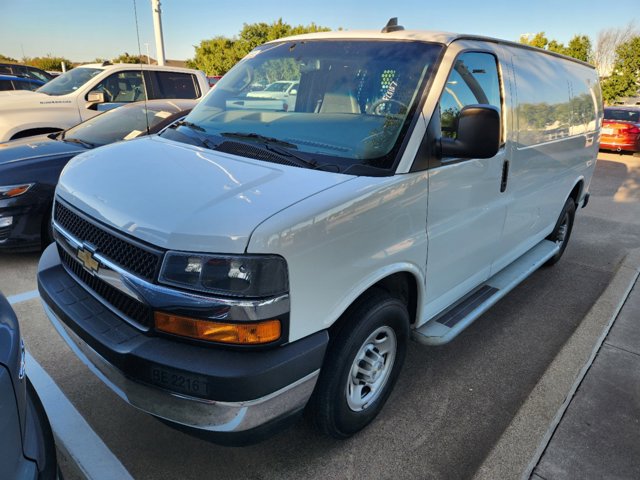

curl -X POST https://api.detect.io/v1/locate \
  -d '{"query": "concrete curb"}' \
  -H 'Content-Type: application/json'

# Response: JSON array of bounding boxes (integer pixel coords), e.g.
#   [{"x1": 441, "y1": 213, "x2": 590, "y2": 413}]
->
[{"x1": 472, "y1": 248, "x2": 640, "y2": 480}]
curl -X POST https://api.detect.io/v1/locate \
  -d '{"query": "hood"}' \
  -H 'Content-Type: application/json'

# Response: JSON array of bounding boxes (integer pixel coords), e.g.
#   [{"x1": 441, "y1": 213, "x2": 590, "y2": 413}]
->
[
  {"x1": 0, "y1": 90, "x2": 62, "y2": 109},
  {"x1": 0, "y1": 135, "x2": 86, "y2": 166},
  {"x1": 56, "y1": 136, "x2": 354, "y2": 253}
]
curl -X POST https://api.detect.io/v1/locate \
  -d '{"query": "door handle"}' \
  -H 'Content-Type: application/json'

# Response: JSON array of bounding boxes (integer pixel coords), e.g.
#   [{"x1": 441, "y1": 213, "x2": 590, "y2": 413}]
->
[{"x1": 500, "y1": 159, "x2": 510, "y2": 193}]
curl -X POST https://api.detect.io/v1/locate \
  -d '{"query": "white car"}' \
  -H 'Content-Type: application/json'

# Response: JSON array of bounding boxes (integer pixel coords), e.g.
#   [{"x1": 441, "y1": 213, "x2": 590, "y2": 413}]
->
[
  {"x1": 38, "y1": 20, "x2": 601, "y2": 444},
  {"x1": 0, "y1": 62, "x2": 209, "y2": 142},
  {"x1": 246, "y1": 80, "x2": 298, "y2": 109}
]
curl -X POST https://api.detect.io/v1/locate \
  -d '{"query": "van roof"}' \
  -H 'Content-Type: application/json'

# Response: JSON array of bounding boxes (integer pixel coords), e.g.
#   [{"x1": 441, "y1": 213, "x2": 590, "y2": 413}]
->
[{"x1": 267, "y1": 30, "x2": 595, "y2": 69}]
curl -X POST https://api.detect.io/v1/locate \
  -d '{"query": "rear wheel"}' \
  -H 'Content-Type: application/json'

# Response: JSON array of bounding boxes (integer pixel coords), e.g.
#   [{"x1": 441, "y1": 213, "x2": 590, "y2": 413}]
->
[
  {"x1": 308, "y1": 289, "x2": 409, "y2": 438},
  {"x1": 545, "y1": 196, "x2": 576, "y2": 266}
]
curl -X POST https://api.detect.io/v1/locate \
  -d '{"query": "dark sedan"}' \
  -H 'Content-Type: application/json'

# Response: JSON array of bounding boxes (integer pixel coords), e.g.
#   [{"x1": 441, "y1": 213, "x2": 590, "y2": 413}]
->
[
  {"x1": 0, "y1": 99, "x2": 197, "y2": 251},
  {"x1": 0, "y1": 292, "x2": 57, "y2": 479}
]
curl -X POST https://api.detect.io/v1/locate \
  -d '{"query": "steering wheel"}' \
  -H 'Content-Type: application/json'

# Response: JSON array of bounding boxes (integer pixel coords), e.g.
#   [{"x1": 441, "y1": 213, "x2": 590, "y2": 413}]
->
[{"x1": 368, "y1": 99, "x2": 408, "y2": 115}]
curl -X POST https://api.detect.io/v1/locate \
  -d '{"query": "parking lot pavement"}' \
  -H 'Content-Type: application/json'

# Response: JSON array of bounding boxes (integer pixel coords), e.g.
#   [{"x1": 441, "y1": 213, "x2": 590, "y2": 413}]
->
[{"x1": 1, "y1": 151, "x2": 639, "y2": 480}]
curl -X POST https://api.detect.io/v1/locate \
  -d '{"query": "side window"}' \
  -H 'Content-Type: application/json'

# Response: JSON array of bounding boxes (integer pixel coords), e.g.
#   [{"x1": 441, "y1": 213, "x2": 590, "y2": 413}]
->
[
  {"x1": 13, "y1": 80, "x2": 35, "y2": 91},
  {"x1": 151, "y1": 72, "x2": 198, "y2": 99},
  {"x1": 90, "y1": 71, "x2": 146, "y2": 103},
  {"x1": 440, "y1": 52, "x2": 502, "y2": 139},
  {"x1": 0, "y1": 65, "x2": 12, "y2": 75}
]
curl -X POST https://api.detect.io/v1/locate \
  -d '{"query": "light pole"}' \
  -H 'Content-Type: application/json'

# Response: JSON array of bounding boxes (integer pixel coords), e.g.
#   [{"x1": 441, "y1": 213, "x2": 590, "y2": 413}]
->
[
  {"x1": 151, "y1": 0, "x2": 166, "y2": 66},
  {"x1": 144, "y1": 43, "x2": 151, "y2": 64}
]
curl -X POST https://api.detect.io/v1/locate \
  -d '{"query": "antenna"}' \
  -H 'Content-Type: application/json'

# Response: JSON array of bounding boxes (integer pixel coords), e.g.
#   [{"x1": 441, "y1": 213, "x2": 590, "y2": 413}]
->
[
  {"x1": 132, "y1": 0, "x2": 151, "y2": 135},
  {"x1": 381, "y1": 18, "x2": 405, "y2": 33}
]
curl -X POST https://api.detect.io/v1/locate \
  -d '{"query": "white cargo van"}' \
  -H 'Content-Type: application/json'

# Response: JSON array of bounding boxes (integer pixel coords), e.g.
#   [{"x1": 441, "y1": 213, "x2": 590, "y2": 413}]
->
[
  {"x1": 37, "y1": 21, "x2": 601, "y2": 444},
  {"x1": 0, "y1": 62, "x2": 209, "y2": 141}
]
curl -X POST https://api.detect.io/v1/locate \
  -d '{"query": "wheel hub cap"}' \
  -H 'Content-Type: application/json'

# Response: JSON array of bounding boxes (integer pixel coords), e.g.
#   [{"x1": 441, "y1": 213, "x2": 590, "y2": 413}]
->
[{"x1": 346, "y1": 326, "x2": 397, "y2": 412}]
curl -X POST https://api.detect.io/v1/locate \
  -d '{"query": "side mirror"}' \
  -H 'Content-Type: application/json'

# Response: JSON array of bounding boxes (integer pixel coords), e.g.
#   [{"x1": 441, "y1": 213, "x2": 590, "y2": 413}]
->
[
  {"x1": 87, "y1": 91, "x2": 105, "y2": 104},
  {"x1": 289, "y1": 89, "x2": 297, "y2": 96},
  {"x1": 441, "y1": 105, "x2": 500, "y2": 159}
]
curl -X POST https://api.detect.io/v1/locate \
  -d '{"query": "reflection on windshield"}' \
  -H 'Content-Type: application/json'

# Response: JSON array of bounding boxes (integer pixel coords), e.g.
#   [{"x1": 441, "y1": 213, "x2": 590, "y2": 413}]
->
[
  {"x1": 37, "y1": 67, "x2": 102, "y2": 96},
  {"x1": 65, "y1": 103, "x2": 181, "y2": 146},
  {"x1": 182, "y1": 40, "x2": 442, "y2": 171}
]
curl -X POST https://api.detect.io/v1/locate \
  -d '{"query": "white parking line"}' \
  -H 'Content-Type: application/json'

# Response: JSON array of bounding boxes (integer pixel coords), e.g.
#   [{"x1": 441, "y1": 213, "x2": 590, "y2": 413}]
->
[
  {"x1": 7, "y1": 289, "x2": 40, "y2": 305},
  {"x1": 7, "y1": 291, "x2": 133, "y2": 480},
  {"x1": 26, "y1": 352, "x2": 134, "y2": 480}
]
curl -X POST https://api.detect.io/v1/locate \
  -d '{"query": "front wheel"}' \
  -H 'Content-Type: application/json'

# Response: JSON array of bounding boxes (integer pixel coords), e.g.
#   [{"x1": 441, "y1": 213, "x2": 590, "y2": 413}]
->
[
  {"x1": 308, "y1": 289, "x2": 409, "y2": 438},
  {"x1": 545, "y1": 196, "x2": 576, "y2": 266}
]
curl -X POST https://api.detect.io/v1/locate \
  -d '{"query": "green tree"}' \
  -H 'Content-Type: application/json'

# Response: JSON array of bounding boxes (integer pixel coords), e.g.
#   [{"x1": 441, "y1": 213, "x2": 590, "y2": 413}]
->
[
  {"x1": 113, "y1": 52, "x2": 143, "y2": 64},
  {"x1": 519, "y1": 32, "x2": 592, "y2": 63},
  {"x1": 601, "y1": 36, "x2": 640, "y2": 104},
  {"x1": 519, "y1": 32, "x2": 549, "y2": 49},
  {"x1": 0, "y1": 54, "x2": 18, "y2": 63},
  {"x1": 25, "y1": 55, "x2": 73, "y2": 71},
  {"x1": 564, "y1": 35, "x2": 591, "y2": 62},
  {"x1": 547, "y1": 39, "x2": 566, "y2": 54},
  {"x1": 187, "y1": 19, "x2": 331, "y2": 76}
]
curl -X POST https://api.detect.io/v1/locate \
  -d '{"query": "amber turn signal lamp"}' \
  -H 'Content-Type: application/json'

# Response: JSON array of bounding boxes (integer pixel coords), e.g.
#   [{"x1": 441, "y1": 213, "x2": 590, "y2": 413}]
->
[{"x1": 154, "y1": 312, "x2": 281, "y2": 345}]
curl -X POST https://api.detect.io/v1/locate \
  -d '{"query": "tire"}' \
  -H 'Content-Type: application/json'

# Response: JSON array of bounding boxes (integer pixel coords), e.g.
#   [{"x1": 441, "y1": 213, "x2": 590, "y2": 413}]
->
[
  {"x1": 308, "y1": 289, "x2": 409, "y2": 438},
  {"x1": 544, "y1": 196, "x2": 576, "y2": 266}
]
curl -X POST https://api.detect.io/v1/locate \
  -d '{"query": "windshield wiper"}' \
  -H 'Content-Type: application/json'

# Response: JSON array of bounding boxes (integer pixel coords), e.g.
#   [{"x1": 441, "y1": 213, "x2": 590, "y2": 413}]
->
[
  {"x1": 57, "y1": 131, "x2": 97, "y2": 148},
  {"x1": 221, "y1": 132, "x2": 298, "y2": 149},
  {"x1": 220, "y1": 132, "x2": 319, "y2": 169},
  {"x1": 169, "y1": 121, "x2": 219, "y2": 150}
]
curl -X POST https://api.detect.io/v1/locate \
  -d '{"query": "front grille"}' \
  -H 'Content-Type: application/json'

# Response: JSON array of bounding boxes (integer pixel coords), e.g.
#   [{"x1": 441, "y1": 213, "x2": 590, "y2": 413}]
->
[
  {"x1": 54, "y1": 201, "x2": 162, "y2": 282},
  {"x1": 58, "y1": 247, "x2": 154, "y2": 328},
  {"x1": 0, "y1": 226, "x2": 9, "y2": 241}
]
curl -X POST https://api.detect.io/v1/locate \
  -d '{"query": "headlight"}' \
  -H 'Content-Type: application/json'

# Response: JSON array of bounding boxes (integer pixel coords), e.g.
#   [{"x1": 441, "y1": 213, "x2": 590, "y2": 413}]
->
[
  {"x1": 0, "y1": 183, "x2": 35, "y2": 199},
  {"x1": 159, "y1": 252, "x2": 288, "y2": 297}
]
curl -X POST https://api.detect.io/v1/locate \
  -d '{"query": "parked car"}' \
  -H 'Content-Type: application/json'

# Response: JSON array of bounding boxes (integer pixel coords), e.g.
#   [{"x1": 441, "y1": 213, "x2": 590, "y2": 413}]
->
[
  {"x1": 207, "y1": 75, "x2": 222, "y2": 88},
  {"x1": 0, "y1": 292, "x2": 57, "y2": 479},
  {"x1": 600, "y1": 106, "x2": 640, "y2": 154},
  {"x1": 0, "y1": 99, "x2": 197, "y2": 251},
  {"x1": 0, "y1": 63, "x2": 54, "y2": 83},
  {"x1": 0, "y1": 74, "x2": 45, "y2": 92},
  {"x1": 0, "y1": 62, "x2": 209, "y2": 142},
  {"x1": 246, "y1": 80, "x2": 298, "y2": 109},
  {"x1": 37, "y1": 20, "x2": 601, "y2": 445}
]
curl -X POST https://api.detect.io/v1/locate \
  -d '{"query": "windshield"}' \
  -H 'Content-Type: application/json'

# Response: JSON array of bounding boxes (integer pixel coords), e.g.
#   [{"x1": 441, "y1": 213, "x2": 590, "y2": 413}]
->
[
  {"x1": 604, "y1": 108, "x2": 640, "y2": 123},
  {"x1": 37, "y1": 67, "x2": 102, "y2": 96},
  {"x1": 178, "y1": 40, "x2": 442, "y2": 172},
  {"x1": 65, "y1": 102, "x2": 184, "y2": 146}
]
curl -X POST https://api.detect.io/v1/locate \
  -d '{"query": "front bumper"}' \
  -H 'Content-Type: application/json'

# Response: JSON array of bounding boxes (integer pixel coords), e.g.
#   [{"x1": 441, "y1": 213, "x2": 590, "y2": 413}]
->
[
  {"x1": 37, "y1": 243, "x2": 328, "y2": 440},
  {"x1": 0, "y1": 203, "x2": 46, "y2": 250}
]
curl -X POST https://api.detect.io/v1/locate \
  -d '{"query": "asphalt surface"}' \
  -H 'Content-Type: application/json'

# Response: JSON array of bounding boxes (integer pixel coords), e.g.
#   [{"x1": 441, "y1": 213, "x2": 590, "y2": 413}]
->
[{"x1": 1, "y1": 151, "x2": 639, "y2": 480}]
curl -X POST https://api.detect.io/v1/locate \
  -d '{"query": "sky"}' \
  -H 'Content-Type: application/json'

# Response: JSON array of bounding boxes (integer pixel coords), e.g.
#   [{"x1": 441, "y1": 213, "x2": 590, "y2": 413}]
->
[{"x1": 0, "y1": 0, "x2": 638, "y2": 63}]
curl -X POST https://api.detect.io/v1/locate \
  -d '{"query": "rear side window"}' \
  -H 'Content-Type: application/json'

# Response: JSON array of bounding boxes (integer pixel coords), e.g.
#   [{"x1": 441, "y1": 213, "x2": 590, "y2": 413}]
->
[
  {"x1": 439, "y1": 52, "x2": 502, "y2": 140},
  {"x1": 604, "y1": 109, "x2": 640, "y2": 122},
  {"x1": 149, "y1": 72, "x2": 199, "y2": 99}
]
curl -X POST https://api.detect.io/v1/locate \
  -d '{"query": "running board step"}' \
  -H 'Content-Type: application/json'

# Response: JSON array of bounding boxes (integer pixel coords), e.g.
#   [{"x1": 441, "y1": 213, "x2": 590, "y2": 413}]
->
[{"x1": 412, "y1": 239, "x2": 560, "y2": 346}]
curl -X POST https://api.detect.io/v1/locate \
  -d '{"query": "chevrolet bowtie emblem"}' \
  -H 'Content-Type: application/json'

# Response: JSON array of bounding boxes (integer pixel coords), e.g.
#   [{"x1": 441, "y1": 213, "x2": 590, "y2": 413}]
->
[{"x1": 77, "y1": 247, "x2": 99, "y2": 274}]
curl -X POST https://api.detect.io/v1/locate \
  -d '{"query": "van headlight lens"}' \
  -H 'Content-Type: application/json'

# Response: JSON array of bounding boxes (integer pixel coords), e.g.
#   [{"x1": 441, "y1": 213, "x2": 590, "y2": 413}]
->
[{"x1": 159, "y1": 252, "x2": 288, "y2": 297}]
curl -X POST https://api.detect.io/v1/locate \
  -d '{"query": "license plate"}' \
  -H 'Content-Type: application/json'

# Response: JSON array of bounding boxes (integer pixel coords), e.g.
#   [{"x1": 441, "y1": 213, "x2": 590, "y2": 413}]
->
[
  {"x1": 602, "y1": 127, "x2": 614, "y2": 135},
  {"x1": 150, "y1": 365, "x2": 211, "y2": 397}
]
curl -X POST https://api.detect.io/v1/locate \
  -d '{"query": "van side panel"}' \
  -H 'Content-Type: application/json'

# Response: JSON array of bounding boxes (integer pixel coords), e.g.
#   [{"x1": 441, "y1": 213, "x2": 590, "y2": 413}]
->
[
  {"x1": 248, "y1": 173, "x2": 429, "y2": 342},
  {"x1": 491, "y1": 48, "x2": 600, "y2": 274}
]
